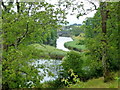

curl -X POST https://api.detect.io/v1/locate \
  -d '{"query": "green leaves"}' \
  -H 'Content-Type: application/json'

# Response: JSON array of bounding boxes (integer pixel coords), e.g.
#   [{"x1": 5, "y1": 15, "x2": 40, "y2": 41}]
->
[
  {"x1": 61, "y1": 51, "x2": 83, "y2": 79},
  {"x1": 82, "y1": 2, "x2": 119, "y2": 80},
  {"x1": 2, "y1": 1, "x2": 68, "y2": 88},
  {"x1": 2, "y1": 46, "x2": 44, "y2": 88}
]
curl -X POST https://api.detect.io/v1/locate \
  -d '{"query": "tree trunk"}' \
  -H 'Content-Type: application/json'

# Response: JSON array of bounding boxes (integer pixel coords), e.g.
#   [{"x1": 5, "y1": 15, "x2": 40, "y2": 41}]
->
[{"x1": 100, "y1": 2, "x2": 112, "y2": 82}]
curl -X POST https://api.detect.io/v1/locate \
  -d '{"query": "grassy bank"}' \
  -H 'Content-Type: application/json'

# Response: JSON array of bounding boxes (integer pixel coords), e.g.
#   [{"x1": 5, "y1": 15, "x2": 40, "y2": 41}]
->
[
  {"x1": 64, "y1": 40, "x2": 86, "y2": 52},
  {"x1": 64, "y1": 34, "x2": 87, "y2": 52},
  {"x1": 68, "y1": 77, "x2": 118, "y2": 88},
  {"x1": 40, "y1": 72, "x2": 119, "y2": 88},
  {"x1": 66, "y1": 72, "x2": 119, "y2": 88},
  {"x1": 0, "y1": 64, "x2": 1, "y2": 85},
  {"x1": 30, "y1": 44, "x2": 67, "y2": 60}
]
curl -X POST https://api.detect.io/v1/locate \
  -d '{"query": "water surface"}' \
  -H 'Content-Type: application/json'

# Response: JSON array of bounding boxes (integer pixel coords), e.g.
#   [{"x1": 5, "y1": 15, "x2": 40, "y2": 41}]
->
[{"x1": 56, "y1": 37, "x2": 73, "y2": 51}]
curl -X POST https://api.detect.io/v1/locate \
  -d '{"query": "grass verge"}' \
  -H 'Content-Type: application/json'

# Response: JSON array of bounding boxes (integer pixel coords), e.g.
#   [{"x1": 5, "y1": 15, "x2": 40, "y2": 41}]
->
[{"x1": 68, "y1": 72, "x2": 119, "y2": 88}]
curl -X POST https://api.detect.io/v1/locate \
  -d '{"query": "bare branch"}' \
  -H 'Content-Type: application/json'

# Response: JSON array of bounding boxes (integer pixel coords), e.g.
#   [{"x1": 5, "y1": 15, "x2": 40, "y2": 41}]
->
[
  {"x1": 16, "y1": 0, "x2": 20, "y2": 13},
  {"x1": 1, "y1": 0, "x2": 7, "y2": 10},
  {"x1": 86, "y1": 0, "x2": 98, "y2": 10}
]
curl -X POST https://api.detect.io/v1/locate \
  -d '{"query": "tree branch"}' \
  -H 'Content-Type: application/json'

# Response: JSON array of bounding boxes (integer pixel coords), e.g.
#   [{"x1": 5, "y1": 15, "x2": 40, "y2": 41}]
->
[
  {"x1": 16, "y1": 0, "x2": 20, "y2": 13},
  {"x1": 1, "y1": 0, "x2": 7, "y2": 10},
  {"x1": 16, "y1": 22, "x2": 29, "y2": 46},
  {"x1": 86, "y1": 0, "x2": 98, "y2": 10}
]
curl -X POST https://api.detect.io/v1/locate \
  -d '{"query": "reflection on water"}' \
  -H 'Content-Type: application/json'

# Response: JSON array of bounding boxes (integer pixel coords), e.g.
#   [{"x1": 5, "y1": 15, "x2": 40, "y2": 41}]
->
[
  {"x1": 33, "y1": 59, "x2": 62, "y2": 83},
  {"x1": 56, "y1": 37, "x2": 73, "y2": 51}
]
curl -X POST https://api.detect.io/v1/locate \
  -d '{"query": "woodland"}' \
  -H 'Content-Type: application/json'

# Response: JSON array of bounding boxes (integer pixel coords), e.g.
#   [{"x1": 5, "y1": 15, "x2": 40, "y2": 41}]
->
[{"x1": 1, "y1": 0, "x2": 120, "y2": 89}]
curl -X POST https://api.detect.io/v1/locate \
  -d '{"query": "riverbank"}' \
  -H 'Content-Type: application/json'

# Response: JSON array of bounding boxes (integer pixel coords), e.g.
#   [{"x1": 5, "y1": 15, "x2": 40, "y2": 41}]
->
[
  {"x1": 68, "y1": 72, "x2": 119, "y2": 88},
  {"x1": 41, "y1": 72, "x2": 119, "y2": 88},
  {"x1": 30, "y1": 44, "x2": 67, "y2": 60},
  {"x1": 64, "y1": 40, "x2": 86, "y2": 52},
  {"x1": 64, "y1": 35, "x2": 87, "y2": 52}
]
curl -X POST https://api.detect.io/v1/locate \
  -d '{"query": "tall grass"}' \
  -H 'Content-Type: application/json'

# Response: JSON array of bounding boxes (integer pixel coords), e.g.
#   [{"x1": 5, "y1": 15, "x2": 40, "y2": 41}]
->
[
  {"x1": 64, "y1": 40, "x2": 87, "y2": 52},
  {"x1": 68, "y1": 77, "x2": 118, "y2": 88},
  {"x1": 30, "y1": 44, "x2": 67, "y2": 60}
]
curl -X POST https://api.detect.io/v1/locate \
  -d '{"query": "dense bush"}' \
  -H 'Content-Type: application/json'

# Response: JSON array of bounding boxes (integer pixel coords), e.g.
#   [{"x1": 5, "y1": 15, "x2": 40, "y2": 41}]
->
[
  {"x1": 42, "y1": 78, "x2": 65, "y2": 88},
  {"x1": 61, "y1": 51, "x2": 83, "y2": 81},
  {"x1": 61, "y1": 51, "x2": 103, "y2": 82},
  {"x1": 2, "y1": 1, "x2": 67, "y2": 88},
  {"x1": 81, "y1": 53, "x2": 103, "y2": 80}
]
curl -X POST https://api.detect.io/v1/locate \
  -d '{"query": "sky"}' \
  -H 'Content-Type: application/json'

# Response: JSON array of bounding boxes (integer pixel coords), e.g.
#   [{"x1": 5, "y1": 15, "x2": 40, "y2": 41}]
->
[
  {"x1": 66, "y1": 10, "x2": 97, "y2": 25},
  {"x1": 3, "y1": 0, "x2": 99, "y2": 25},
  {"x1": 46, "y1": 0, "x2": 99, "y2": 25}
]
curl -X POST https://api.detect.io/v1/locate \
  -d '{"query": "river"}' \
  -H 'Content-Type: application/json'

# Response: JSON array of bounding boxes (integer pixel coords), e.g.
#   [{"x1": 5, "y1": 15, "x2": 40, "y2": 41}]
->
[
  {"x1": 56, "y1": 37, "x2": 73, "y2": 51},
  {"x1": 34, "y1": 37, "x2": 73, "y2": 83}
]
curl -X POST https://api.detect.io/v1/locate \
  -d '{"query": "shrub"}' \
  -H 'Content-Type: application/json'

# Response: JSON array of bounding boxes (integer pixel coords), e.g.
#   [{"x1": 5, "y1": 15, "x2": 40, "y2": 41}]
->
[
  {"x1": 42, "y1": 78, "x2": 65, "y2": 88},
  {"x1": 61, "y1": 51, "x2": 83, "y2": 81},
  {"x1": 80, "y1": 53, "x2": 103, "y2": 80},
  {"x1": 61, "y1": 51, "x2": 103, "y2": 82}
]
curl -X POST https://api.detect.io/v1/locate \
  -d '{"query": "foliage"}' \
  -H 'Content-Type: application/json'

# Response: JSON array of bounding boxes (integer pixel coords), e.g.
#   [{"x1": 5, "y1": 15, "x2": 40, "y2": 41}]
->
[
  {"x1": 2, "y1": 46, "x2": 43, "y2": 88},
  {"x1": 62, "y1": 2, "x2": 119, "y2": 84},
  {"x1": 43, "y1": 29, "x2": 58, "y2": 47},
  {"x1": 2, "y1": 1, "x2": 67, "y2": 88},
  {"x1": 69, "y1": 25, "x2": 83, "y2": 36},
  {"x1": 61, "y1": 49, "x2": 102, "y2": 82},
  {"x1": 64, "y1": 35, "x2": 86, "y2": 52},
  {"x1": 31, "y1": 44, "x2": 67, "y2": 60},
  {"x1": 2, "y1": 0, "x2": 120, "y2": 88},
  {"x1": 61, "y1": 69, "x2": 80, "y2": 87},
  {"x1": 61, "y1": 51, "x2": 83, "y2": 82},
  {"x1": 64, "y1": 41, "x2": 86, "y2": 52},
  {"x1": 0, "y1": 64, "x2": 1, "y2": 87},
  {"x1": 41, "y1": 78, "x2": 65, "y2": 88},
  {"x1": 83, "y1": 2, "x2": 119, "y2": 74},
  {"x1": 68, "y1": 76, "x2": 118, "y2": 88},
  {"x1": 60, "y1": 25, "x2": 83, "y2": 37},
  {"x1": 80, "y1": 52, "x2": 103, "y2": 80}
]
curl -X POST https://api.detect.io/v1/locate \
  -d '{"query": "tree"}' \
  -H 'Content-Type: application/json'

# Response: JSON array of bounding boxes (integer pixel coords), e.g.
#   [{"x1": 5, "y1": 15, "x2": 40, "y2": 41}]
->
[
  {"x1": 100, "y1": 2, "x2": 110, "y2": 82},
  {"x1": 83, "y1": 2, "x2": 119, "y2": 82},
  {"x1": 2, "y1": 0, "x2": 67, "y2": 88},
  {"x1": 61, "y1": 51, "x2": 83, "y2": 82},
  {"x1": 60, "y1": 0, "x2": 119, "y2": 82},
  {"x1": 100, "y1": 2, "x2": 120, "y2": 82}
]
